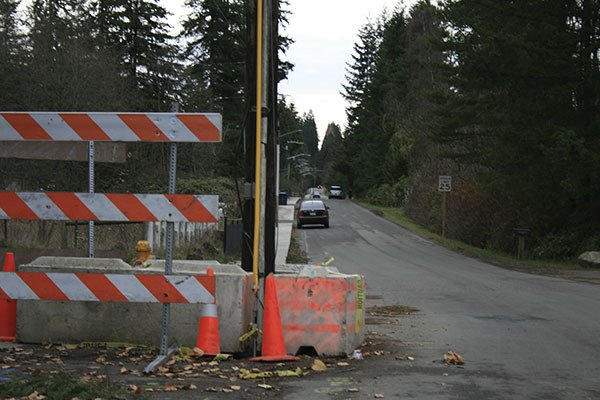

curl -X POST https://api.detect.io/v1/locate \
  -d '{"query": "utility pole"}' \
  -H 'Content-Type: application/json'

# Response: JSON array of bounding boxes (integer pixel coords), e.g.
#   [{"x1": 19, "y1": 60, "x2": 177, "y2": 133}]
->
[
  {"x1": 242, "y1": 1, "x2": 257, "y2": 272},
  {"x1": 264, "y1": 0, "x2": 279, "y2": 277},
  {"x1": 243, "y1": 0, "x2": 277, "y2": 277}
]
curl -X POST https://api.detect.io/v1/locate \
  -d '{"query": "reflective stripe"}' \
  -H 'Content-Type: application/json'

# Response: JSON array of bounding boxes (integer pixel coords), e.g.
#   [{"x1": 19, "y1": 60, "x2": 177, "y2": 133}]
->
[
  {"x1": 199, "y1": 303, "x2": 218, "y2": 318},
  {"x1": 137, "y1": 194, "x2": 187, "y2": 222},
  {"x1": 0, "y1": 115, "x2": 23, "y2": 140},
  {"x1": 89, "y1": 114, "x2": 139, "y2": 141},
  {"x1": 76, "y1": 193, "x2": 127, "y2": 221},
  {"x1": 18, "y1": 193, "x2": 67, "y2": 220},
  {"x1": 107, "y1": 274, "x2": 159, "y2": 303},
  {"x1": 195, "y1": 195, "x2": 219, "y2": 220},
  {"x1": 47, "y1": 273, "x2": 98, "y2": 302},
  {"x1": 30, "y1": 114, "x2": 80, "y2": 141},
  {"x1": 0, "y1": 273, "x2": 39, "y2": 300},
  {"x1": 166, "y1": 275, "x2": 214, "y2": 304}
]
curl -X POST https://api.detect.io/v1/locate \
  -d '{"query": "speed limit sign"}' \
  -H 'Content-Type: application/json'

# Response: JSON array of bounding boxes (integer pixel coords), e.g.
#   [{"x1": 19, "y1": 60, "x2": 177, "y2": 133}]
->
[{"x1": 438, "y1": 175, "x2": 452, "y2": 192}]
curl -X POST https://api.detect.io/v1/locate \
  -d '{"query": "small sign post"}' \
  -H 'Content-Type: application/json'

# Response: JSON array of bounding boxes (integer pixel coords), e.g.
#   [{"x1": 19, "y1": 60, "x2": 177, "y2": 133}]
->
[{"x1": 438, "y1": 176, "x2": 452, "y2": 237}]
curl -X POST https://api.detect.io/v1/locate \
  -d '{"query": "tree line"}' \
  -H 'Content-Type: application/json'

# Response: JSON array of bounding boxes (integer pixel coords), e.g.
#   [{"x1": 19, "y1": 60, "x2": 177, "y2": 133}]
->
[
  {"x1": 0, "y1": 0, "x2": 293, "y2": 211},
  {"x1": 333, "y1": 0, "x2": 599, "y2": 259}
]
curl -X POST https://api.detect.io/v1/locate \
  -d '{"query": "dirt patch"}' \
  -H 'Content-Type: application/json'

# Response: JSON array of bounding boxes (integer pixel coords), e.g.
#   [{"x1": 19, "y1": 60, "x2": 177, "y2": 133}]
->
[
  {"x1": 367, "y1": 305, "x2": 419, "y2": 317},
  {"x1": 287, "y1": 229, "x2": 309, "y2": 264}
]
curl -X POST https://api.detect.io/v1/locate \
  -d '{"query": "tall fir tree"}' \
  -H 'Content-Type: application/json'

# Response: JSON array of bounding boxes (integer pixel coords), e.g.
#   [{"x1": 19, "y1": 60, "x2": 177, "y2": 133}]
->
[
  {"x1": 299, "y1": 110, "x2": 319, "y2": 159},
  {"x1": 91, "y1": 0, "x2": 179, "y2": 111},
  {"x1": 0, "y1": 0, "x2": 26, "y2": 110}
]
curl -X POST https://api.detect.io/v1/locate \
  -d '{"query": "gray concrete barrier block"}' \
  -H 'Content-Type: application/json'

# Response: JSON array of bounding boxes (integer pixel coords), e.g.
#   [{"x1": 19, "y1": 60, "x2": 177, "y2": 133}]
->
[{"x1": 17, "y1": 257, "x2": 253, "y2": 353}]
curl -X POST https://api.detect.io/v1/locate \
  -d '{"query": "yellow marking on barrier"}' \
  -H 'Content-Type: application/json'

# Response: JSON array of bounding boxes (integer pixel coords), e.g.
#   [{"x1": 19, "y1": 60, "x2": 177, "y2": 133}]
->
[
  {"x1": 355, "y1": 276, "x2": 365, "y2": 333},
  {"x1": 323, "y1": 257, "x2": 335, "y2": 266}
]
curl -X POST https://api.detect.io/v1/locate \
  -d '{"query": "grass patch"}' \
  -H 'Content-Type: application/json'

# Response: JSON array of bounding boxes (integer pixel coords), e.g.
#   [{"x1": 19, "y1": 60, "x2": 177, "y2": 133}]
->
[
  {"x1": 286, "y1": 229, "x2": 308, "y2": 264},
  {"x1": 356, "y1": 200, "x2": 582, "y2": 271},
  {"x1": 0, "y1": 372, "x2": 127, "y2": 400}
]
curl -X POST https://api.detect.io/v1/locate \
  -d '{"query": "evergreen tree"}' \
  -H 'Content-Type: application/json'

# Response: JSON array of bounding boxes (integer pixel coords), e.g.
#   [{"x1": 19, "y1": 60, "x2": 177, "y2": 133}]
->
[
  {"x1": 0, "y1": 0, "x2": 25, "y2": 110},
  {"x1": 341, "y1": 18, "x2": 383, "y2": 131},
  {"x1": 299, "y1": 110, "x2": 319, "y2": 158},
  {"x1": 315, "y1": 123, "x2": 342, "y2": 184},
  {"x1": 437, "y1": 1, "x2": 579, "y2": 224},
  {"x1": 91, "y1": 0, "x2": 179, "y2": 111}
]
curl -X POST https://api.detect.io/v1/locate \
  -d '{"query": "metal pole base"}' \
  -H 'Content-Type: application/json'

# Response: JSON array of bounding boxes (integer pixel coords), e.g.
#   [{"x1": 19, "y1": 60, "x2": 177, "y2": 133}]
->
[{"x1": 143, "y1": 343, "x2": 179, "y2": 374}]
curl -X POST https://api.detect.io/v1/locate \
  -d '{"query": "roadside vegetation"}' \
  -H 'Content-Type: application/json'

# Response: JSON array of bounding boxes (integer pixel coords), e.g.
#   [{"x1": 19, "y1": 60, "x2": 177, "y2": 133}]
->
[
  {"x1": 328, "y1": 1, "x2": 600, "y2": 261},
  {"x1": 0, "y1": 372, "x2": 126, "y2": 400},
  {"x1": 357, "y1": 200, "x2": 586, "y2": 272}
]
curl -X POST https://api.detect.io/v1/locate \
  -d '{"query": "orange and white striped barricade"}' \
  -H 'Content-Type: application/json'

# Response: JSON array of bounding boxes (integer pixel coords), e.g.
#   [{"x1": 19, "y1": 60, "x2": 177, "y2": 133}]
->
[
  {"x1": 0, "y1": 271, "x2": 215, "y2": 304},
  {"x1": 0, "y1": 112, "x2": 221, "y2": 142}
]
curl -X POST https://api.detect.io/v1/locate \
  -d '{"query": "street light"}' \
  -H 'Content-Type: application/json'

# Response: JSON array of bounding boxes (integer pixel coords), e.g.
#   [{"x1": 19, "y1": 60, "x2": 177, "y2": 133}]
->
[
  {"x1": 286, "y1": 153, "x2": 310, "y2": 182},
  {"x1": 279, "y1": 129, "x2": 302, "y2": 139}
]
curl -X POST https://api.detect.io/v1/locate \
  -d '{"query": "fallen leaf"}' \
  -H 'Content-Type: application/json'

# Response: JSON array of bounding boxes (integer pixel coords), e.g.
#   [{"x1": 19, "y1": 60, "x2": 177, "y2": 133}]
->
[
  {"x1": 205, "y1": 387, "x2": 220, "y2": 392},
  {"x1": 182, "y1": 384, "x2": 197, "y2": 390},
  {"x1": 337, "y1": 362, "x2": 349, "y2": 367},
  {"x1": 407, "y1": 356, "x2": 415, "y2": 361},
  {"x1": 27, "y1": 392, "x2": 46, "y2": 400},
  {"x1": 348, "y1": 388, "x2": 360, "y2": 392},
  {"x1": 311, "y1": 359, "x2": 327, "y2": 372},
  {"x1": 193, "y1": 347, "x2": 205, "y2": 357},
  {"x1": 443, "y1": 351, "x2": 465, "y2": 365},
  {"x1": 374, "y1": 394, "x2": 385, "y2": 398},
  {"x1": 222, "y1": 388, "x2": 233, "y2": 393},
  {"x1": 212, "y1": 354, "x2": 231, "y2": 362},
  {"x1": 120, "y1": 367, "x2": 128, "y2": 374},
  {"x1": 257, "y1": 384, "x2": 273, "y2": 390},
  {"x1": 230, "y1": 385, "x2": 241, "y2": 391},
  {"x1": 164, "y1": 383, "x2": 178, "y2": 392},
  {"x1": 128, "y1": 385, "x2": 142, "y2": 395}
]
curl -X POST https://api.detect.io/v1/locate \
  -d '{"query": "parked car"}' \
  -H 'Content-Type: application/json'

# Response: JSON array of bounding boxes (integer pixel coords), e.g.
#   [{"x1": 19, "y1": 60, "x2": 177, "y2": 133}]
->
[
  {"x1": 304, "y1": 187, "x2": 322, "y2": 199},
  {"x1": 328, "y1": 185, "x2": 343, "y2": 199},
  {"x1": 297, "y1": 199, "x2": 329, "y2": 228}
]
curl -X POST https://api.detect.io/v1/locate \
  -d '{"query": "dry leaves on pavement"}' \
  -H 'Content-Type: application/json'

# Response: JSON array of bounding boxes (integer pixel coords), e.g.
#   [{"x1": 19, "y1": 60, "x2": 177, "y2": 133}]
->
[
  {"x1": 443, "y1": 350, "x2": 465, "y2": 365},
  {"x1": 311, "y1": 359, "x2": 327, "y2": 372}
]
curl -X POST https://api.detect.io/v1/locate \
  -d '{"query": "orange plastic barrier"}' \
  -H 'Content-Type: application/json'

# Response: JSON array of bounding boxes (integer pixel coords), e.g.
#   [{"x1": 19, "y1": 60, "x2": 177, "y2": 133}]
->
[{"x1": 275, "y1": 273, "x2": 365, "y2": 356}]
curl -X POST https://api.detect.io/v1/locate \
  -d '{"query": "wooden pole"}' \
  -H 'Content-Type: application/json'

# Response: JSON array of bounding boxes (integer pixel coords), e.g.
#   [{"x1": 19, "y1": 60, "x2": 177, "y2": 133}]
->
[{"x1": 442, "y1": 191, "x2": 447, "y2": 237}]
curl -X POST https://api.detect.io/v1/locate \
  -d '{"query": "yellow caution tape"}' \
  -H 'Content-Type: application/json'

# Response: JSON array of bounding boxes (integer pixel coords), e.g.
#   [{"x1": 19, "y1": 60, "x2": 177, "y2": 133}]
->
[
  {"x1": 79, "y1": 341, "x2": 150, "y2": 349},
  {"x1": 240, "y1": 367, "x2": 303, "y2": 379},
  {"x1": 239, "y1": 327, "x2": 261, "y2": 343}
]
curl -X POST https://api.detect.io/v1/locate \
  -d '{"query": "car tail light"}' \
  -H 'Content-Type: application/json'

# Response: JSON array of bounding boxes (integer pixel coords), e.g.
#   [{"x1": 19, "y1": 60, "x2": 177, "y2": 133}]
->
[
  {"x1": 323, "y1": 209, "x2": 328, "y2": 216},
  {"x1": 298, "y1": 211, "x2": 304, "y2": 216}
]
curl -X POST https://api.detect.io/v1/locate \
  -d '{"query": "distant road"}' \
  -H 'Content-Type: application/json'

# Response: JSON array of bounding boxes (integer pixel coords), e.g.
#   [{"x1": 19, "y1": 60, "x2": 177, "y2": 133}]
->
[{"x1": 282, "y1": 199, "x2": 600, "y2": 399}]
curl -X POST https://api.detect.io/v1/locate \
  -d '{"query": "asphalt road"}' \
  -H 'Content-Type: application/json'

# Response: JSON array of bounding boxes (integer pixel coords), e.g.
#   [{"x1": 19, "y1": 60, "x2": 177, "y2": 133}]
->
[{"x1": 281, "y1": 199, "x2": 600, "y2": 400}]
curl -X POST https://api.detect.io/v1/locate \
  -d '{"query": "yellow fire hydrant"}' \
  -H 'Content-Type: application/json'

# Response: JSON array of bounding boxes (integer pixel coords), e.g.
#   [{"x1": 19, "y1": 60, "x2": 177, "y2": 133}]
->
[{"x1": 133, "y1": 240, "x2": 155, "y2": 267}]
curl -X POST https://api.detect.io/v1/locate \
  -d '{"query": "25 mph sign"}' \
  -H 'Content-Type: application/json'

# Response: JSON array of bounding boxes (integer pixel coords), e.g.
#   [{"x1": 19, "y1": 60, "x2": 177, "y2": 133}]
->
[{"x1": 438, "y1": 175, "x2": 452, "y2": 192}]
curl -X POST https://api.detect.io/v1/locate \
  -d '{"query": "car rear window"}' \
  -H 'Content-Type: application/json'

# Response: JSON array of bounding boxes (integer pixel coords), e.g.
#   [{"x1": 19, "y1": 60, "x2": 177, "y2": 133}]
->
[
  {"x1": 330, "y1": 186, "x2": 341, "y2": 190},
  {"x1": 300, "y1": 200, "x2": 325, "y2": 210}
]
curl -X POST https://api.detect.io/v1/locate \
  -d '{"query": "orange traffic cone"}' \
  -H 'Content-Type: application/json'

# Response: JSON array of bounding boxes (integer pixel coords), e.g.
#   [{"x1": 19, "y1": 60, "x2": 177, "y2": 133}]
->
[
  {"x1": 195, "y1": 269, "x2": 220, "y2": 356},
  {"x1": 0, "y1": 252, "x2": 17, "y2": 342},
  {"x1": 250, "y1": 274, "x2": 299, "y2": 362}
]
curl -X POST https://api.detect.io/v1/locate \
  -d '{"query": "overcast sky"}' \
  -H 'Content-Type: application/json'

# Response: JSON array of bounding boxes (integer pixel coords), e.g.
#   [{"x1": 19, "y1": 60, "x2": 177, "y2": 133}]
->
[
  {"x1": 166, "y1": 1, "x2": 417, "y2": 141},
  {"x1": 279, "y1": 0, "x2": 405, "y2": 140}
]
